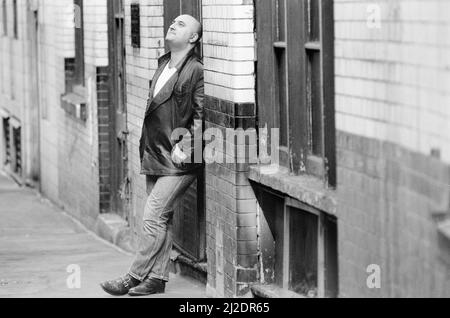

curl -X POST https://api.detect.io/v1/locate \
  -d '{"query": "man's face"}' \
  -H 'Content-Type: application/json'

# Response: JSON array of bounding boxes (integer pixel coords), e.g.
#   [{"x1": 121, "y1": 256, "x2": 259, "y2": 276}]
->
[{"x1": 166, "y1": 15, "x2": 200, "y2": 49}]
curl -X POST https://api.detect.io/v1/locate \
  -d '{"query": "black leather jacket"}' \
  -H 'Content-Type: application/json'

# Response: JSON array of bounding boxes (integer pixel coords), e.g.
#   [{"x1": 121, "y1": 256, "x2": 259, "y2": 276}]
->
[{"x1": 139, "y1": 48, "x2": 204, "y2": 176}]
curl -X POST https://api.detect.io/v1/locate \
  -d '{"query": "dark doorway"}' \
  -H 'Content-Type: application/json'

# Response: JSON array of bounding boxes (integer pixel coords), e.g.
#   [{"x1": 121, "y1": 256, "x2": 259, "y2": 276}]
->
[
  {"x1": 107, "y1": 0, "x2": 129, "y2": 219},
  {"x1": 163, "y1": 0, "x2": 206, "y2": 262},
  {"x1": 29, "y1": 6, "x2": 41, "y2": 186}
]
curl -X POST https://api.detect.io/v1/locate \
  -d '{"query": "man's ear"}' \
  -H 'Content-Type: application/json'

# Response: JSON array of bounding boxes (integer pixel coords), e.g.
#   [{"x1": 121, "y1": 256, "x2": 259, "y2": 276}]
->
[{"x1": 189, "y1": 33, "x2": 199, "y2": 44}]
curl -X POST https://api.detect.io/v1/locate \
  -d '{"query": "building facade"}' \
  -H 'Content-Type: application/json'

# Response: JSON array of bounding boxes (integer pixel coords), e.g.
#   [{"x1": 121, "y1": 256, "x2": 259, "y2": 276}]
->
[{"x1": 0, "y1": 0, "x2": 449, "y2": 298}]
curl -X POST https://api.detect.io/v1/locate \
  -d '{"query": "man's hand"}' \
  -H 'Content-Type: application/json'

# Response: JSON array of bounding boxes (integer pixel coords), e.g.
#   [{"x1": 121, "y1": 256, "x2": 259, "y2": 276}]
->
[{"x1": 172, "y1": 143, "x2": 189, "y2": 165}]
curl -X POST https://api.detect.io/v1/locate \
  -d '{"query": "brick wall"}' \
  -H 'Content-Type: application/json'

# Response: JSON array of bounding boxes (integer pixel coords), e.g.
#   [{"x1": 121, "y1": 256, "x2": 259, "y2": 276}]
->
[
  {"x1": 57, "y1": 0, "x2": 111, "y2": 229},
  {"x1": 0, "y1": 0, "x2": 77, "y2": 199},
  {"x1": 0, "y1": 0, "x2": 122, "y2": 230},
  {"x1": 3, "y1": 0, "x2": 448, "y2": 298},
  {"x1": 335, "y1": 0, "x2": 450, "y2": 297},
  {"x1": 202, "y1": 0, "x2": 257, "y2": 298},
  {"x1": 0, "y1": 0, "x2": 27, "y2": 179},
  {"x1": 96, "y1": 66, "x2": 110, "y2": 213},
  {"x1": 84, "y1": 0, "x2": 108, "y2": 67},
  {"x1": 337, "y1": 131, "x2": 450, "y2": 297},
  {"x1": 335, "y1": 0, "x2": 450, "y2": 161},
  {"x1": 124, "y1": 0, "x2": 165, "y2": 244},
  {"x1": 36, "y1": 0, "x2": 74, "y2": 203}
]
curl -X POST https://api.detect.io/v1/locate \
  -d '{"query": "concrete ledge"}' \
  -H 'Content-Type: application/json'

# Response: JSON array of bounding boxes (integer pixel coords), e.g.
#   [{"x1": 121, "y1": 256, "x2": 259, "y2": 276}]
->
[
  {"x1": 94, "y1": 213, "x2": 135, "y2": 253},
  {"x1": 251, "y1": 284, "x2": 305, "y2": 298},
  {"x1": 249, "y1": 165, "x2": 337, "y2": 216},
  {"x1": 438, "y1": 218, "x2": 450, "y2": 240}
]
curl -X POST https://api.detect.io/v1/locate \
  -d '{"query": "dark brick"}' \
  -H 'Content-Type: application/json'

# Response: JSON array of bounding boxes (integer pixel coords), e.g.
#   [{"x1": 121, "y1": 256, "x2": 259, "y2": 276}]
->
[
  {"x1": 233, "y1": 117, "x2": 256, "y2": 130},
  {"x1": 237, "y1": 240, "x2": 258, "y2": 255},
  {"x1": 205, "y1": 95, "x2": 220, "y2": 112},
  {"x1": 236, "y1": 214, "x2": 257, "y2": 227},
  {"x1": 97, "y1": 91, "x2": 110, "y2": 100},
  {"x1": 237, "y1": 227, "x2": 257, "y2": 241},
  {"x1": 236, "y1": 268, "x2": 257, "y2": 283},
  {"x1": 235, "y1": 103, "x2": 255, "y2": 117},
  {"x1": 237, "y1": 254, "x2": 258, "y2": 268},
  {"x1": 220, "y1": 100, "x2": 234, "y2": 115}
]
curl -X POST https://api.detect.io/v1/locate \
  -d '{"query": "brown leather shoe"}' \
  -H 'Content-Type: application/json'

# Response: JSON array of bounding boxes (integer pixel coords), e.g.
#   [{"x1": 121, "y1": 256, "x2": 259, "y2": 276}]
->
[
  {"x1": 100, "y1": 274, "x2": 141, "y2": 296},
  {"x1": 128, "y1": 277, "x2": 166, "y2": 296}
]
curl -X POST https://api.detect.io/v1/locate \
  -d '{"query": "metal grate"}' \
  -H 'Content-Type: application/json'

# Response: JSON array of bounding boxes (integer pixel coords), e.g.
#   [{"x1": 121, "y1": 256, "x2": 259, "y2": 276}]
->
[
  {"x1": 12, "y1": 126, "x2": 21, "y2": 175},
  {"x1": 3, "y1": 118, "x2": 10, "y2": 165}
]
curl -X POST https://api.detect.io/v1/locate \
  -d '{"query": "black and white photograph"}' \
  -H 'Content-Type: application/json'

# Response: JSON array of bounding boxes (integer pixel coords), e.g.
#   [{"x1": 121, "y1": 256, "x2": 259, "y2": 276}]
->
[{"x1": 0, "y1": 0, "x2": 449, "y2": 302}]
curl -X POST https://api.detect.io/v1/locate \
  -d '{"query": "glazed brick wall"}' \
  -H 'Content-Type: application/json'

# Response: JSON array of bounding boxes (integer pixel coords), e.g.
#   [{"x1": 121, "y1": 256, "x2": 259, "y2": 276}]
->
[
  {"x1": 202, "y1": 0, "x2": 257, "y2": 298},
  {"x1": 0, "y1": 0, "x2": 75, "y2": 201},
  {"x1": 0, "y1": 0, "x2": 26, "y2": 179},
  {"x1": 335, "y1": 0, "x2": 450, "y2": 297},
  {"x1": 57, "y1": 67, "x2": 101, "y2": 231},
  {"x1": 204, "y1": 97, "x2": 258, "y2": 298},
  {"x1": 337, "y1": 131, "x2": 450, "y2": 297},
  {"x1": 335, "y1": 0, "x2": 450, "y2": 163},
  {"x1": 84, "y1": 0, "x2": 109, "y2": 67},
  {"x1": 123, "y1": 0, "x2": 165, "y2": 246},
  {"x1": 57, "y1": 0, "x2": 109, "y2": 229},
  {"x1": 0, "y1": 0, "x2": 24, "y2": 118},
  {"x1": 38, "y1": 0, "x2": 72, "y2": 203}
]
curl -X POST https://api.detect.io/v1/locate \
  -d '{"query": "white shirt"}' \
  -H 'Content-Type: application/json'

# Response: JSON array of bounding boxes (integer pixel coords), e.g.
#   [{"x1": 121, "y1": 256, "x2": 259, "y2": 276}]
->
[{"x1": 153, "y1": 62, "x2": 177, "y2": 98}]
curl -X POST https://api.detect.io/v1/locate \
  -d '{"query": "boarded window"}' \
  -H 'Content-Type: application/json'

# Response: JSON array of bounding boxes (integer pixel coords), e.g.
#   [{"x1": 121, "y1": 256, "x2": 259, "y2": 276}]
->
[
  {"x1": 255, "y1": 184, "x2": 338, "y2": 298},
  {"x1": 289, "y1": 210, "x2": 319, "y2": 296}
]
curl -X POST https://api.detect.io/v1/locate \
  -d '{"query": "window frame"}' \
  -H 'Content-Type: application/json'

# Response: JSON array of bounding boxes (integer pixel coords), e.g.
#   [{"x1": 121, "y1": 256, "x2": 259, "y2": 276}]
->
[
  {"x1": 256, "y1": 0, "x2": 336, "y2": 188},
  {"x1": 255, "y1": 185, "x2": 338, "y2": 298}
]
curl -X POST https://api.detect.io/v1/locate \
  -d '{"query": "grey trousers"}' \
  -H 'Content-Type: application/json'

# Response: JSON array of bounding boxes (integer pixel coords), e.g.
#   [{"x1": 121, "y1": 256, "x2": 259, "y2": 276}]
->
[{"x1": 129, "y1": 174, "x2": 196, "y2": 282}]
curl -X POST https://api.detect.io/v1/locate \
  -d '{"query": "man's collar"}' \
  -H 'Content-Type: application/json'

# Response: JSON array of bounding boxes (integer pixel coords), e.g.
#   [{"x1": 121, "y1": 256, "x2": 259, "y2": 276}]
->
[{"x1": 158, "y1": 47, "x2": 197, "y2": 70}]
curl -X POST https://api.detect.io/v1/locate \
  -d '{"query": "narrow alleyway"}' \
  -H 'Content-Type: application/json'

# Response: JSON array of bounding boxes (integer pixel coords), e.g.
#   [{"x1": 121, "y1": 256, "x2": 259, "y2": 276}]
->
[{"x1": 0, "y1": 172, "x2": 206, "y2": 298}]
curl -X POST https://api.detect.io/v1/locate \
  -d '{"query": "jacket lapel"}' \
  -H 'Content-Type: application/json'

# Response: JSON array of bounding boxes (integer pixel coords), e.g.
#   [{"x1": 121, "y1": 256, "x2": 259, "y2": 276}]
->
[
  {"x1": 145, "y1": 57, "x2": 170, "y2": 114},
  {"x1": 145, "y1": 49, "x2": 197, "y2": 118},
  {"x1": 145, "y1": 73, "x2": 178, "y2": 116}
]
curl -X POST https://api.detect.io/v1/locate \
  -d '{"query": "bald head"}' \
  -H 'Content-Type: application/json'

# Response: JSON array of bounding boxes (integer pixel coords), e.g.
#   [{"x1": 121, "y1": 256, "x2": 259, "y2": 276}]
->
[
  {"x1": 166, "y1": 14, "x2": 203, "y2": 50},
  {"x1": 181, "y1": 14, "x2": 202, "y2": 43}
]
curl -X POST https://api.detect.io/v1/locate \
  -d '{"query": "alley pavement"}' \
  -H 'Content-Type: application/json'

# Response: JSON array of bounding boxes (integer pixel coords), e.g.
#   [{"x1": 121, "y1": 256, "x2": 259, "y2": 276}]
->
[{"x1": 0, "y1": 172, "x2": 206, "y2": 298}]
